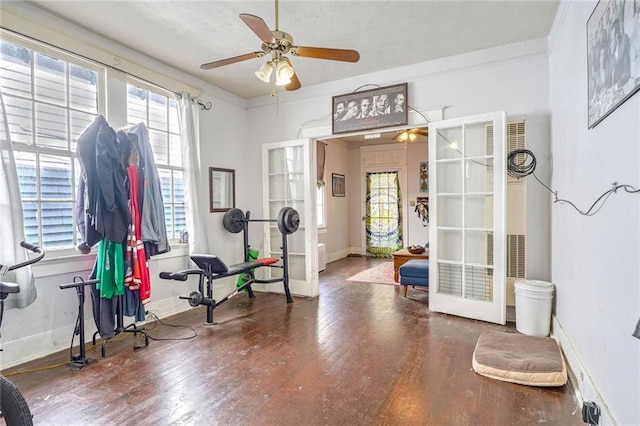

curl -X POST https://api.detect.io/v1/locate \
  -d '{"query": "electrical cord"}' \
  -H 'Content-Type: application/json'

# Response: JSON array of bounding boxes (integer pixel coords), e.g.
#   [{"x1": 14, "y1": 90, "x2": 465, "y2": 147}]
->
[
  {"x1": 142, "y1": 311, "x2": 197, "y2": 341},
  {"x1": 2, "y1": 333, "x2": 132, "y2": 377},
  {"x1": 507, "y1": 148, "x2": 640, "y2": 216}
]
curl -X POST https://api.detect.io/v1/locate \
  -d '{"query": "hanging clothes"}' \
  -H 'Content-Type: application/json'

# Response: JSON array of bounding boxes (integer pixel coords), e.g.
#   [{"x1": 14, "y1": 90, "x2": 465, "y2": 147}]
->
[
  {"x1": 124, "y1": 162, "x2": 151, "y2": 304},
  {"x1": 127, "y1": 123, "x2": 170, "y2": 256}
]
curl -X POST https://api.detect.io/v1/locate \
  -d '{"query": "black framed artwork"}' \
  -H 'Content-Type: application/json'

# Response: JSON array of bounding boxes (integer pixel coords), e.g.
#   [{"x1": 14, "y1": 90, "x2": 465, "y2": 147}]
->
[
  {"x1": 587, "y1": 0, "x2": 640, "y2": 128},
  {"x1": 332, "y1": 83, "x2": 408, "y2": 134},
  {"x1": 332, "y1": 173, "x2": 345, "y2": 197}
]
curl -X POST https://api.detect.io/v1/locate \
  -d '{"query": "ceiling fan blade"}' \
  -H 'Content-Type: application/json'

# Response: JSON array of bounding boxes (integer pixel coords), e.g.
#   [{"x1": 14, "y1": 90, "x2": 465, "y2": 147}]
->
[
  {"x1": 200, "y1": 52, "x2": 263, "y2": 70},
  {"x1": 239, "y1": 13, "x2": 277, "y2": 45},
  {"x1": 290, "y1": 46, "x2": 360, "y2": 63},
  {"x1": 285, "y1": 72, "x2": 301, "y2": 91}
]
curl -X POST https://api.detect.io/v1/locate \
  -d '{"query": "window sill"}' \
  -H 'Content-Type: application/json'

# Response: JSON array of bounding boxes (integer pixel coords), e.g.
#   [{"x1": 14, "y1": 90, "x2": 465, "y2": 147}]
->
[{"x1": 32, "y1": 242, "x2": 189, "y2": 279}]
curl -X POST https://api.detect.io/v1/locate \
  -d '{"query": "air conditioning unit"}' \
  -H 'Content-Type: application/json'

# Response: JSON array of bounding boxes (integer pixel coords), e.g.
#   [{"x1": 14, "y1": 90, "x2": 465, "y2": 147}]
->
[
  {"x1": 318, "y1": 243, "x2": 326, "y2": 272},
  {"x1": 487, "y1": 116, "x2": 551, "y2": 308}
]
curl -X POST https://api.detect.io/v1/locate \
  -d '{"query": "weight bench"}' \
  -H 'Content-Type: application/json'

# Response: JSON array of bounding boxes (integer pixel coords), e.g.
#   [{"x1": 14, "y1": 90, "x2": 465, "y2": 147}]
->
[
  {"x1": 398, "y1": 259, "x2": 429, "y2": 297},
  {"x1": 160, "y1": 254, "x2": 289, "y2": 324}
]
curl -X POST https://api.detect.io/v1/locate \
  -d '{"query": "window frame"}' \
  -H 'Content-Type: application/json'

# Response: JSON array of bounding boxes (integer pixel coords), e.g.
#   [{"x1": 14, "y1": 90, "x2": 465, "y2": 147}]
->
[
  {"x1": 1, "y1": 31, "x2": 106, "y2": 257},
  {"x1": 125, "y1": 77, "x2": 186, "y2": 242}
]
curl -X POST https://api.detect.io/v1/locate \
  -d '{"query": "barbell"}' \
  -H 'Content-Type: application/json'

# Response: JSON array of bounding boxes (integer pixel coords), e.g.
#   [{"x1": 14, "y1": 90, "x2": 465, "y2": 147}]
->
[{"x1": 223, "y1": 207, "x2": 300, "y2": 235}]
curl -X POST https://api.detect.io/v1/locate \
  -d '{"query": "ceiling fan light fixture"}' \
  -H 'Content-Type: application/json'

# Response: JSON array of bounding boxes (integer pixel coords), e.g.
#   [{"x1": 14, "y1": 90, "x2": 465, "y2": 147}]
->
[
  {"x1": 275, "y1": 74, "x2": 292, "y2": 86},
  {"x1": 398, "y1": 131, "x2": 409, "y2": 142},
  {"x1": 409, "y1": 133, "x2": 417, "y2": 142},
  {"x1": 255, "y1": 61, "x2": 274, "y2": 83},
  {"x1": 275, "y1": 57, "x2": 294, "y2": 85}
]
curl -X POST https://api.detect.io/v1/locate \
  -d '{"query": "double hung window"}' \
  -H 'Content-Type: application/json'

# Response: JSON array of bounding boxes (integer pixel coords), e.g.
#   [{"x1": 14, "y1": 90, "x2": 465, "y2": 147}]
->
[{"x1": 1, "y1": 32, "x2": 185, "y2": 253}]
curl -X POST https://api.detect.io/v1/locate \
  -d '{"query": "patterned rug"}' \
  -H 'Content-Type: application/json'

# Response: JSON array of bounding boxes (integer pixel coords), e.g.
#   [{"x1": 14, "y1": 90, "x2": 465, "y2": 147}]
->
[{"x1": 347, "y1": 262, "x2": 397, "y2": 286}]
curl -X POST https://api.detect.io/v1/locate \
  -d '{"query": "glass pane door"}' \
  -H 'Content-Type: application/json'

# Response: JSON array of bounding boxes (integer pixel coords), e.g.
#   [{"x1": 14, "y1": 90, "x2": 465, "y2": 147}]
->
[
  {"x1": 429, "y1": 112, "x2": 506, "y2": 324},
  {"x1": 262, "y1": 139, "x2": 318, "y2": 297}
]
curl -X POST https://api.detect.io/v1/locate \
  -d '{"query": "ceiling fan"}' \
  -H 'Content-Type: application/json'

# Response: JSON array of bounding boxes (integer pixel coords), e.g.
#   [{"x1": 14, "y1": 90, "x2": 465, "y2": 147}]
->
[
  {"x1": 199, "y1": 0, "x2": 360, "y2": 91},
  {"x1": 396, "y1": 128, "x2": 428, "y2": 143}
]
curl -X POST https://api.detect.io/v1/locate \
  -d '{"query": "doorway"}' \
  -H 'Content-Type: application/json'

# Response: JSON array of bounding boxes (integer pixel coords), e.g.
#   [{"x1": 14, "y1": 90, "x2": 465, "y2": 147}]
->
[{"x1": 365, "y1": 170, "x2": 403, "y2": 257}]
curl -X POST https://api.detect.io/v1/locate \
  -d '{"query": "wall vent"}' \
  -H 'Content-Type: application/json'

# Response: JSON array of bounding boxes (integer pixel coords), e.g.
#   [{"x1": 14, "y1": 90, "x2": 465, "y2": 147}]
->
[
  {"x1": 486, "y1": 120, "x2": 526, "y2": 184},
  {"x1": 507, "y1": 234, "x2": 526, "y2": 278},
  {"x1": 486, "y1": 233, "x2": 526, "y2": 279}
]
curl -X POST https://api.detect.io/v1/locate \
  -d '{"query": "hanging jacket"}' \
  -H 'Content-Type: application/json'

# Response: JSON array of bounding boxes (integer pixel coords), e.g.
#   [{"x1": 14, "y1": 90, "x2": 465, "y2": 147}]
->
[
  {"x1": 76, "y1": 115, "x2": 131, "y2": 245},
  {"x1": 76, "y1": 115, "x2": 107, "y2": 247},
  {"x1": 95, "y1": 123, "x2": 131, "y2": 243},
  {"x1": 127, "y1": 123, "x2": 170, "y2": 255}
]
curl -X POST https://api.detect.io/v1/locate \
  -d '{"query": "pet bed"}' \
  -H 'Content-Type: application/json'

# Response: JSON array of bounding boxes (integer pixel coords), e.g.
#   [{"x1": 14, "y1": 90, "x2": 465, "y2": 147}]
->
[{"x1": 472, "y1": 330, "x2": 567, "y2": 387}]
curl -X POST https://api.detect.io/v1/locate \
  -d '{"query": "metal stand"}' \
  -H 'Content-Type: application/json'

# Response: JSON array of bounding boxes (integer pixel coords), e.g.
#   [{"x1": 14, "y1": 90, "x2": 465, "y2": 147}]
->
[
  {"x1": 59, "y1": 276, "x2": 99, "y2": 371},
  {"x1": 92, "y1": 295, "x2": 149, "y2": 357}
]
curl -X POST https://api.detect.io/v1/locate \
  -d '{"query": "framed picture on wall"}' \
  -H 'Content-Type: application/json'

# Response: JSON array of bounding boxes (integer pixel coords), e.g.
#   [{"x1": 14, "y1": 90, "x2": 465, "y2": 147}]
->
[
  {"x1": 587, "y1": 0, "x2": 640, "y2": 128},
  {"x1": 332, "y1": 173, "x2": 345, "y2": 197},
  {"x1": 332, "y1": 83, "x2": 408, "y2": 134}
]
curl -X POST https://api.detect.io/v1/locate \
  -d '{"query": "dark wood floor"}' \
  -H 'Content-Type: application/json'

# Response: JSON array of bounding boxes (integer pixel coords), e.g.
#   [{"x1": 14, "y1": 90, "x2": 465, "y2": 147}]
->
[{"x1": 4, "y1": 256, "x2": 581, "y2": 425}]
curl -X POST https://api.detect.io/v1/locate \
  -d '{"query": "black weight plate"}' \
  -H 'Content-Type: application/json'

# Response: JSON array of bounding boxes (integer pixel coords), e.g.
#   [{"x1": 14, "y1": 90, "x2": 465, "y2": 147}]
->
[
  {"x1": 278, "y1": 207, "x2": 300, "y2": 234},
  {"x1": 188, "y1": 290, "x2": 203, "y2": 307},
  {"x1": 223, "y1": 208, "x2": 245, "y2": 233}
]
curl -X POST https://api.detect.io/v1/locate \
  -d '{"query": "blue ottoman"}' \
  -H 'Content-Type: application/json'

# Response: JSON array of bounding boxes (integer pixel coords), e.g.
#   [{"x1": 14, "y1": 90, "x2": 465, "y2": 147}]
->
[{"x1": 399, "y1": 259, "x2": 429, "y2": 297}]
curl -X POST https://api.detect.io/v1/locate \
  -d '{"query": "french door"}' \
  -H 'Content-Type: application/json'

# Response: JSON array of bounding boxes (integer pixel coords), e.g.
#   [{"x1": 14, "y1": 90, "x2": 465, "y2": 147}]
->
[
  {"x1": 428, "y1": 112, "x2": 506, "y2": 324},
  {"x1": 261, "y1": 139, "x2": 318, "y2": 297}
]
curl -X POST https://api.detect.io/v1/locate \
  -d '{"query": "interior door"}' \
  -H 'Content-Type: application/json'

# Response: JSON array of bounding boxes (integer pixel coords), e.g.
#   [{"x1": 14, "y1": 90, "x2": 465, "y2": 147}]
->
[
  {"x1": 428, "y1": 112, "x2": 506, "y2": 324},
  {"x1": 262, "y1": 138, "x2": 318, "y2": 297}
]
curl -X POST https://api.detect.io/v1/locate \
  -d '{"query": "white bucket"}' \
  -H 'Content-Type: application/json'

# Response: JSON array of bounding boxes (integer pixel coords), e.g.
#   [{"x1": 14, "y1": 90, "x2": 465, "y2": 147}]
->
[{"x1": 514, "y1": 279, "x2": 555, "y2": 337}]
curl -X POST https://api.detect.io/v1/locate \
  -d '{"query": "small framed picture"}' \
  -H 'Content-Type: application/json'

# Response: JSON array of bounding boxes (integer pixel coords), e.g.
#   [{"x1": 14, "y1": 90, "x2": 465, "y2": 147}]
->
[{"x1": 332, "y1": 173, "x2": 345, "y2": 197}]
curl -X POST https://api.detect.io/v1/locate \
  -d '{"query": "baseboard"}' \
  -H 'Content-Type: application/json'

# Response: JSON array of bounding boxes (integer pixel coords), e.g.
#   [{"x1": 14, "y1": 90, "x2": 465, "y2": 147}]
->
[
  {"x1": 0, "y1": 296, "x2": 197, "y2": 370},
  {"x1": 552, "y1": 316, "x2": 615, "y2": 425},
  {"x1": 327, "y1": 247, "x2": 359, "y2": 263}
]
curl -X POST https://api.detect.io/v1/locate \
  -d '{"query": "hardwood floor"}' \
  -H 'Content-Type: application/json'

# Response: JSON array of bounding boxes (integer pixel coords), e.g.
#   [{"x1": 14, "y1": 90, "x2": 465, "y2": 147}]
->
[{"x1": 4, "y1": 256, "x2": 581, "y2": 425}]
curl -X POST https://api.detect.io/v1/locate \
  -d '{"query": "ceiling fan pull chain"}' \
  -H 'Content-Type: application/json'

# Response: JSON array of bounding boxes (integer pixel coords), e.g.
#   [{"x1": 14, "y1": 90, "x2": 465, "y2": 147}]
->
[{"x1": 275, "y1": 0, "x2": 279, "y2": 31}]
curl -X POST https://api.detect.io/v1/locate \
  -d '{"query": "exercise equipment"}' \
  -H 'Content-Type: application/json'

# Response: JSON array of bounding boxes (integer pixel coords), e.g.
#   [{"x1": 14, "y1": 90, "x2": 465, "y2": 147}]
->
[
  {"x1": 223, "y1": 206, "x2": 300, "y2": 235},
  {"x1": 1, "y1": 241, "x2": 44, "y2": 426},
  {"x1": 161, "y1": 206, "x2": 299, "y2": 324},
  {"x1": 160, "y1": 255, "x2": 281, "y2": 324},
  {"x1": 59, "y1": 277, "x2": 99, "y2": 370}
]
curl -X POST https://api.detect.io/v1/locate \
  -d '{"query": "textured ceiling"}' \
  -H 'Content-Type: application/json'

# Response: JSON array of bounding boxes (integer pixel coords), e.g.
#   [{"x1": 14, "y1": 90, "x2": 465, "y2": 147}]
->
[{"x1": 25, "y1": 0, "x2": 559, "y2": 100}]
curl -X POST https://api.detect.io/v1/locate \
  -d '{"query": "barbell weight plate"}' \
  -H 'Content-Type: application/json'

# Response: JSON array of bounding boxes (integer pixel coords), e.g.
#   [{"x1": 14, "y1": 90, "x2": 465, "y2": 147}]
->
[
  {"x1": 188, "y1": 290, "x2": 203, "y2": 307},
  {"x1": 277, "y1": 207, "x2": 300, "y2": 234},
  {"x1": 222, "y1": 208, "x2": 245, "y2": 233}
]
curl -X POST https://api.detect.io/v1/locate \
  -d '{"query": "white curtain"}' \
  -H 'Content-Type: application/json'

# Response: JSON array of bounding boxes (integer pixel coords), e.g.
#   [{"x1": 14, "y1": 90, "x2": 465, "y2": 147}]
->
[
  {"x1": 178, "y1": 93, "x2": 209, "y2": 255},
  {"x1": 0, "y1": 89, "x2": 36, "y2": 309}
]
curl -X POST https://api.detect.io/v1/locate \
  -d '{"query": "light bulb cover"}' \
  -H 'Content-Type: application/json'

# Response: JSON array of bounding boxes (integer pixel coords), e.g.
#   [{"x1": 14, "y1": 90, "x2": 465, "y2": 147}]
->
[
  {"x1": 276, "y1": 58, "x2": 294, "y2": 81},
  {"x1": 255, "y1": 61, "x2": 273, "y2": 83},
  {"x1": 275, "y1": 73, "x2": 292, "y2": 86}
]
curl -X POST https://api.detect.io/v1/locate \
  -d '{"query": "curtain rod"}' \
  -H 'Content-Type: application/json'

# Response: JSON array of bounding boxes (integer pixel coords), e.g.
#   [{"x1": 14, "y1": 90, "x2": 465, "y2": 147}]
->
[{"x1": 176, "y1": 94, "x2": 212, "y2": 111}]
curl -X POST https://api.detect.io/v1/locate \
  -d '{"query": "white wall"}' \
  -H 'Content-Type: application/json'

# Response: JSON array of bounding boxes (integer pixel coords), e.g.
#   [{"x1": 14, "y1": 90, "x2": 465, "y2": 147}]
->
[
  {"x1": 405, "y1": 141, "x2": 430, "y2": 246},
  {"x1": 548, "y1": 2, "x2": 640, "y2": 424}
]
